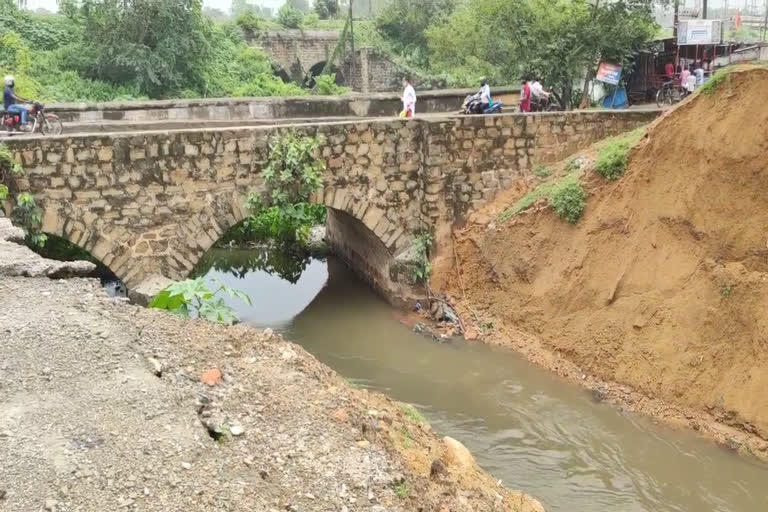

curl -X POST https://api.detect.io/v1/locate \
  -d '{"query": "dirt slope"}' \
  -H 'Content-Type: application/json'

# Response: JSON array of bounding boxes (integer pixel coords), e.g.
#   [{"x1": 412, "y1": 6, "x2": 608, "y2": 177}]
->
[{"x1": 434, "y1": 67, "x2": 768, "y2": 452}]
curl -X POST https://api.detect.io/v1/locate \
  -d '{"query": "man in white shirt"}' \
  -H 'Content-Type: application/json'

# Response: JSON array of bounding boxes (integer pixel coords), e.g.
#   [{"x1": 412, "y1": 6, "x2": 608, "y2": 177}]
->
[
  {"x1": 694, "y1": 63, "x2": 705, "y2": 87},
  {"x1": 401, "y1": 77, "x2": 416, "y2": 118},
  {"x1": 529, "y1": 78, "x2": 549, "y2": 111},
  {"x1": 479, "y1": 77, "x2": 491, "y2": 110}
]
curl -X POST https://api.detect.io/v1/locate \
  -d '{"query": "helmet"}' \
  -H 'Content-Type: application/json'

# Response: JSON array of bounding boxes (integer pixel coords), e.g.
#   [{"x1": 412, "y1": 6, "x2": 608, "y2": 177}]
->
[
  {"x1": 480, "y1": 76, "x2": 487, "y2": 86},
  {"x1": 4, "y1": 76, "x2": 13, "y2": 87}
]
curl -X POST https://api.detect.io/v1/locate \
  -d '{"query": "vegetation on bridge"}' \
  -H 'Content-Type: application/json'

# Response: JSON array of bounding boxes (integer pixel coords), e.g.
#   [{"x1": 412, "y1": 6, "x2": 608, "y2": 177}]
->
[{"x1": 0, "y1": 143, "x2": 46, "y2": 247}]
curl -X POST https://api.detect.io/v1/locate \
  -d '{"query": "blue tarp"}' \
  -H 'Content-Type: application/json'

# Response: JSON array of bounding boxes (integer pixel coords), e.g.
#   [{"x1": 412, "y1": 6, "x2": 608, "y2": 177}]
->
[{"x1": 601, "y1": 87, "x2": 628, "y2": 109}]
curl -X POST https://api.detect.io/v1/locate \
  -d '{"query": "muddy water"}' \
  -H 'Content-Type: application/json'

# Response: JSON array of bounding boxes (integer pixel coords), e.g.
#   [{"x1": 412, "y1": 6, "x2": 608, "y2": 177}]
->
[{"x1": 200, "y1": 250, "x2": 768, "y2": 512}]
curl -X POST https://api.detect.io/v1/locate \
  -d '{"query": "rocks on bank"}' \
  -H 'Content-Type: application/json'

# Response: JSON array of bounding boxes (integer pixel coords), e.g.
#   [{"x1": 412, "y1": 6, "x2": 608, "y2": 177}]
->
[
  {"x1": 0, "y1": 230, "x2": 544, "y2": 511},
  {"x1": 0, "y1": 218, "x2": 96, "y2": 279}
]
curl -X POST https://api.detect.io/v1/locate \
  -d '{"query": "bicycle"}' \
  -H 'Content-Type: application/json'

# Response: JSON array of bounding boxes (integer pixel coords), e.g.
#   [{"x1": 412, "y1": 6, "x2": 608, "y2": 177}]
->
[{"x1": 655, "y1": 81, "x2": 681, "y2": 108}]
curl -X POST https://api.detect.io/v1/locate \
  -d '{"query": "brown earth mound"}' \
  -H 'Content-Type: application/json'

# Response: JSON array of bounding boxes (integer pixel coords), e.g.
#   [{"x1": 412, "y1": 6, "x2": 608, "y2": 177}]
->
[{"x1": 434, "y1": 67, "x2": 768, "y2": 450}]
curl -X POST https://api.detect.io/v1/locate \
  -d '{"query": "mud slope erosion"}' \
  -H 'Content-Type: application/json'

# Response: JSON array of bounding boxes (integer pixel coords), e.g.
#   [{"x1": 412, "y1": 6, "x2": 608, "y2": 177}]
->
[{"x1": 436, "y1": 67, "x2": 768, "y2": 446}]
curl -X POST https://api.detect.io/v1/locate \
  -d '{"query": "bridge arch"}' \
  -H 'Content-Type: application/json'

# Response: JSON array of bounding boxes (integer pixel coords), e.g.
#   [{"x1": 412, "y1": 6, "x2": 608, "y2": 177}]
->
[
  {"x1": 7, "y1": 110, "x2": 657, "y2": 303},
  {"x1": 305, "y1": 61, "x2": 346, "y2": 88}
]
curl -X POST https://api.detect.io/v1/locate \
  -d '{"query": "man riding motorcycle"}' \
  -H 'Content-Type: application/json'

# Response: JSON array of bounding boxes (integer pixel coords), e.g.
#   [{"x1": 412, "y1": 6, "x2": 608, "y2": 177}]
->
[
  {"x1": 479, "y1": 77, "x2": 492, "y2": 112},
  {"x1": 3, "y1": 76, "x2": 31, "y2": 129},
  {"x1": 530, "y1": 78, "x2": 551, "y2": 112}
]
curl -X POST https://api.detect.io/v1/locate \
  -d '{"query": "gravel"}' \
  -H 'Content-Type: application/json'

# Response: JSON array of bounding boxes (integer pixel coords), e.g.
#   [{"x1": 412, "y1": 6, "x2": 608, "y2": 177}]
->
[{"x1": 0, "y1": 227, "x2": 545, "y2": 512}]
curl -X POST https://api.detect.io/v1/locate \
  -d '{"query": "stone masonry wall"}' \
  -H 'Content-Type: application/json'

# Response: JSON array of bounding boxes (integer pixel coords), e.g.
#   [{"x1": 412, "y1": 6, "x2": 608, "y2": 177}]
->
[
  {"x1": 6, "y1": 110, "x2": 658, "y2": 302},
  {"x1": 252, "y1": 30, "x2": 340, "y2": 83}
]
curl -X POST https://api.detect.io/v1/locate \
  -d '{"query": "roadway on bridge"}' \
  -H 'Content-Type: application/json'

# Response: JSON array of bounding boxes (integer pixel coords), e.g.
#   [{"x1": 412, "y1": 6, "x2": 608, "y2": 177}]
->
[{"x1": 1, "y1": 106, "x2": 661, "y2": 140}]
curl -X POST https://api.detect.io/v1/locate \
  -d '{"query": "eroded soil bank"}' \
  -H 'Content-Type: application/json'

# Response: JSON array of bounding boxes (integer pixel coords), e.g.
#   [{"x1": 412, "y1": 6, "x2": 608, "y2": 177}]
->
[
  {"x1": 432, "y1": 66, "x2": 768, "y2": 461},
  {"x1": 0, "y1": 220, "x2": 543, "y2": 512}
]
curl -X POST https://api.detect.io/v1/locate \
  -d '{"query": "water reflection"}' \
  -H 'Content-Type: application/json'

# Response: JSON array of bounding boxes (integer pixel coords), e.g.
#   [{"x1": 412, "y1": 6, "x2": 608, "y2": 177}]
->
[
  {"x1": 195, "y1": 247, "x2": 327, "y2": 328},
  {"x1": 197, "y1": 252, "x2": 768, "y2": 512}
]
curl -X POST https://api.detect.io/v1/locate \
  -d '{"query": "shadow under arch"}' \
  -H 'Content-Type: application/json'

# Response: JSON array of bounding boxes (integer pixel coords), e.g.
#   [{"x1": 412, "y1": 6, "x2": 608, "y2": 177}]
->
[
  {"x1": 305, "y1": 61, "x2": 346, "y2": 88},
  {"x1": 272, "y1": 64, "x2": 292, "y2": 84},
  {"x1": 190, "y1": 196, "x2": 401, "y2": 304},
  {"x1": 35, "y1": 232, "x2": 122, "y2": 284}
]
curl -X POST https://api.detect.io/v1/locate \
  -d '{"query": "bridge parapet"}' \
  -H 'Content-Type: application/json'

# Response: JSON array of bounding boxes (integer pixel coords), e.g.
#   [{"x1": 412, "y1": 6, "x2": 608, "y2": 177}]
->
[{"x1": 6, "y1": 110, "x2": 658, "y2": 303}]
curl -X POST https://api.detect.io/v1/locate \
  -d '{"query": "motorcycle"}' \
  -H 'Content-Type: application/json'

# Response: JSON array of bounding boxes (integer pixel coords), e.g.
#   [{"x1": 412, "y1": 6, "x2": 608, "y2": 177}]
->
[
  {"x1": 459, "y1": 92, "x2": 503, "y2": 115},
  {"x1": 1, "y1": 101, "x2": 63, "y2": 136},
  {"x1": 531, "y1": 94, "x2": 561, "y2": 112}
]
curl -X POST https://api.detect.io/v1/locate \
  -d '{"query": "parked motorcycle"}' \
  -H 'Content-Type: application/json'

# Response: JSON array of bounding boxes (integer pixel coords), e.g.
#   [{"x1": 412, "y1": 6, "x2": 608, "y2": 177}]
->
[
  {"x1": 459, "y1": 92, "x2": 503, "y2": 115},
  {"x1": 1, "y1": 102, "x2": 63, "y2": 136}
]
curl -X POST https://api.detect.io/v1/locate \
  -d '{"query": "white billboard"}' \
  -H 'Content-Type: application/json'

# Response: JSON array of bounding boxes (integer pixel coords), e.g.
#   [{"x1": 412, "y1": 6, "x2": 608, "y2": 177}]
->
[{"x1": 677, "y1": 19, "x2": 723, "y2": 45}]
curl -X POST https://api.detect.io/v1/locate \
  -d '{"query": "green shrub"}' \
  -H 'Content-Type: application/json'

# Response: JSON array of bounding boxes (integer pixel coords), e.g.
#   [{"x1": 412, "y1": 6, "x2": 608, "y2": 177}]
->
[
  {"x1": 595, "y1": 141, "x2": 630, "y2": 181},
  {"x1": 548, "y1": 179, "x2": 586, "y2": 224},
  {"x1": 533, "y1": 165, "x2": 552, "y2": 179},
  {"x1": 149, "y1": 278, "x2": 251, "y2": 325},
  {"x1": 699, "y1": 67, "x2": 732, "y2": 96},
  {"x1": 312, "y1": 74, "x2": 349, "y2": 95},
  {"x1": 411, "y1": 232, "x2": 433, "y2": 283},
  {"x1": 303, "y1": 12, "x2": 320, "y2": 28},
  {"x1": 235, "y1": 11, "x2": 262, "y2": 37},
  {"x1": 242, "y1": 132, "x2": 326, "y2": 245},
  {"x1": 277, "y1": 4, "x2": 303, "y2": 28}
]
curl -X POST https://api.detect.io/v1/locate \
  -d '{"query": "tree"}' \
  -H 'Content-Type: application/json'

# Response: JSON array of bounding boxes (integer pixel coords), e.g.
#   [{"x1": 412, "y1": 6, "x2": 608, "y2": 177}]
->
[
  {"x1": 277, "y1": 3, "x2": 303, "y2": 28},
  {"x1": 427, "y1": 0, "x2": 657, "y2": 108},
  {"x1": 376, "y1": 0, "x2": 455, "y2": 65},
  {"x1": 314, "y1": 0, "x2": 339, "y2": 19},
  {"x1": 59, "y1": 0, "x2": 213, "y2": 98}
]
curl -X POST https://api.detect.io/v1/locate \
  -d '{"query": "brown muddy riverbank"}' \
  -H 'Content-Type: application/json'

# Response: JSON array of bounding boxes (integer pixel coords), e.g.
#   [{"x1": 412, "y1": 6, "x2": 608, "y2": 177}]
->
[{"x1": 432, "y1": 67, "x2": 768, "y2": 463}]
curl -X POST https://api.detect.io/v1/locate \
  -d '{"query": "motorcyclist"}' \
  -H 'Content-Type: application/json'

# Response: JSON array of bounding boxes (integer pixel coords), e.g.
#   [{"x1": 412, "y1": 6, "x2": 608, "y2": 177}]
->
[
  {"x1": 3, "y1": 76, "x2": 30, "y2": 128},
  {"x1": 479, "y1": 77, "x2": 492, "y2": 112},
  {"x1": 530, "y1": 77, "x2": 550, "y2": 111}
]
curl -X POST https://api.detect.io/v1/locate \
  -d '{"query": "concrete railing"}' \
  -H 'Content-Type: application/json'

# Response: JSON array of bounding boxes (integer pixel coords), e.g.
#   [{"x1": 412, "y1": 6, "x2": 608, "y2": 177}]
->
[{"x1": 46, "y1": 87, "x2": 521, "y2": 124}]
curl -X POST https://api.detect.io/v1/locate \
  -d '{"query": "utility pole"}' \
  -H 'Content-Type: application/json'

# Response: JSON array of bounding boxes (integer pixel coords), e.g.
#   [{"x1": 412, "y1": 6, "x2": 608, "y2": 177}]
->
[
  {"x1": 674, "y1": 0, "x2": 680, "y2": 39},
  {"x1": 763, "y1": 0, "x2": 768, "y2": 40},
  {"x1": 349, "y1": 0, "x2": 355, "y2": 81}
]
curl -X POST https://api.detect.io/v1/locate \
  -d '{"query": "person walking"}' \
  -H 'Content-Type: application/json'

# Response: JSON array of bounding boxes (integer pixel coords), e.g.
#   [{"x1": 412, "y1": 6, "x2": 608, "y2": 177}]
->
[
  {"x1": 401, "y1": 77, "x2": 416, "y2": 118},
  {"x1": 519, "y1": 78, "x2": 532, "y2": 113}
]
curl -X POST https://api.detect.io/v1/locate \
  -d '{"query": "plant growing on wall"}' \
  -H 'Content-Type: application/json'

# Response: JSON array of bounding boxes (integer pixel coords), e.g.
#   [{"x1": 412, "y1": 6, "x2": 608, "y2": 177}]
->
[
  {"x1": 411, "y1": 231, "x2": 433, "y2": 283},
  {"x1": 12, "y1": 192, "x2": 47, "y2": 247},
  {"x1": 1, "y1": 144, "x2": 46, "y2": 246},
  {"x1": 243, "y1": 131, "x2": 326, "y2": 245},
  {"x1": 149, "y1": 278, "x2": 251, "y2": 326}
]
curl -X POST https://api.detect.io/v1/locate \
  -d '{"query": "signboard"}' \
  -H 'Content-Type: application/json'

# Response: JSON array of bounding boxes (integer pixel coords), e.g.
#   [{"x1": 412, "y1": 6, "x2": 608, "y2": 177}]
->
[
  {"x1": 595, "y1": 62, "x2": 623, "y2": 86},
  {"x1": 677, "y1": 19, "x2": 723, "y2": 45}
]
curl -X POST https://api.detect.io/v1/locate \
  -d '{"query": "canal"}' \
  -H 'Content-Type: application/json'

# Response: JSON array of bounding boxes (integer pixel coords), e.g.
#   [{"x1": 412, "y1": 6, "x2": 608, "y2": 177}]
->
[{"x1": 196, "y1": 248, "x2": 768, "y2": 512}]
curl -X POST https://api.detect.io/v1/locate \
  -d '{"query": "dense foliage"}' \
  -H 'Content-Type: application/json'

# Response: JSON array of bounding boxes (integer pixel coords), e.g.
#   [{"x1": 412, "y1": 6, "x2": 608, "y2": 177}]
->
[
  {"x1": 239, "y1": 132, "x2": 326, "y2": 247},
  {"x1": 426, "y1": 0, "x2": 657, "y2": 105},
  {"x1": 549, "y1": 179, "x2": 586, "y2": 224},
  {"x1": 0, "y1": 0, "x2": 306, "y2": 102},
  {"x1": 345, "y1": 0, "x2": 658, "y2": 101},
  {"x1": 277, "y1": 4, "x2": 304, "y2": 28}
]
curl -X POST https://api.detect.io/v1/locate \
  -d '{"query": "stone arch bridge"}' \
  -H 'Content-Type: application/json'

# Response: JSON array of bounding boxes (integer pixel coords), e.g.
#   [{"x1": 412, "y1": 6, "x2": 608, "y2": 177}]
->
[
  {"x1": 254, "y1": 30, "x2": 342, "y2": 85},
  {"x1": 5, "y1": 111, "x2": 655, "y2": 303}
]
